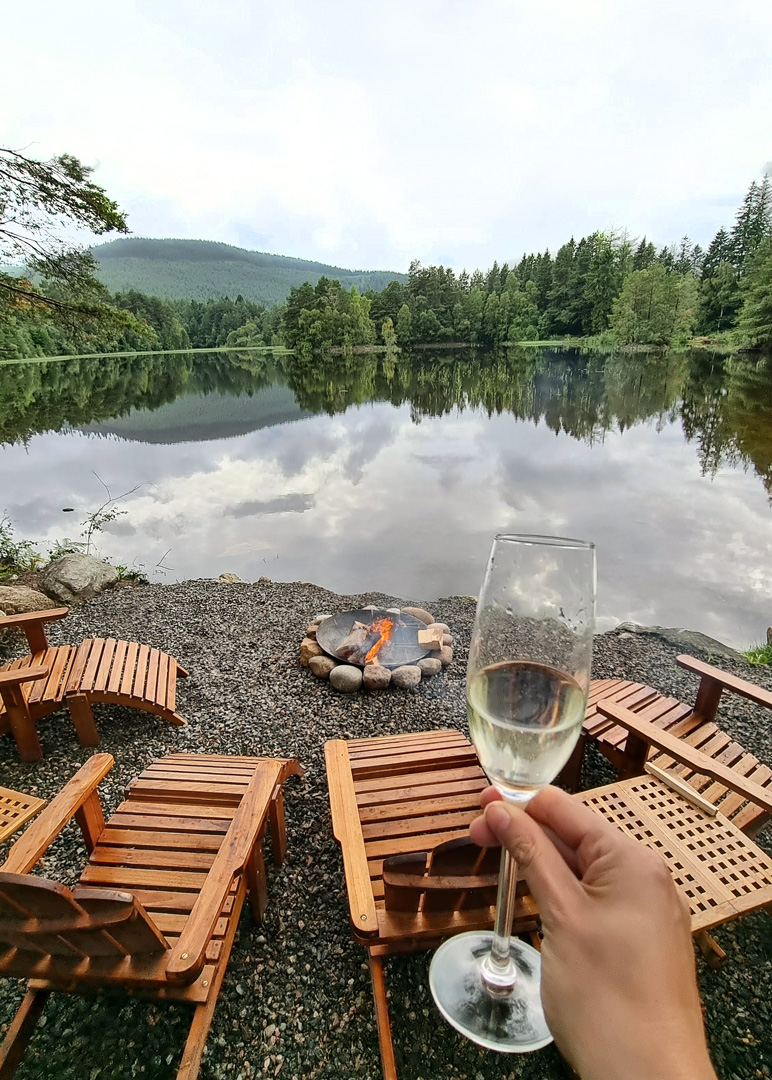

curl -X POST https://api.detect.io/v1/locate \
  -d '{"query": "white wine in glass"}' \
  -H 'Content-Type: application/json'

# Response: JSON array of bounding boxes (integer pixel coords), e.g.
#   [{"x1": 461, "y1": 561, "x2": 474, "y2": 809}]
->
[{"x1": 429, "y1": 533, "x2": 596, "y2": 1052}]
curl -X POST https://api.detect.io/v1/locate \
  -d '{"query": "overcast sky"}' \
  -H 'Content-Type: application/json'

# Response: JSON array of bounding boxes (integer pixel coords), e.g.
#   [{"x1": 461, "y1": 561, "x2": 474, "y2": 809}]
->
[{"x1": 4, "y1": 0, "x2": 772, "y2": 272}]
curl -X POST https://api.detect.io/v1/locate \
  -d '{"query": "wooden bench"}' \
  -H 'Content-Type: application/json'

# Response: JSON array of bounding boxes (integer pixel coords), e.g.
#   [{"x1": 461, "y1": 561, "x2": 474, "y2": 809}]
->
[
  {"x1": 0, "y1": 750, "x2": 303, "y2": 1080},
  {"x1": 0, "y1": 608, "x2": 189, "y2": 761}
]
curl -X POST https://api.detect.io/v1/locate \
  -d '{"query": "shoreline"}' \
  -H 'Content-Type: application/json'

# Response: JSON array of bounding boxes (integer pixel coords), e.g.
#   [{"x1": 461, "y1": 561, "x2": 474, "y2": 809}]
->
[{"x1": 1, "y1": 579, "x2": 770, "y2": 1080}]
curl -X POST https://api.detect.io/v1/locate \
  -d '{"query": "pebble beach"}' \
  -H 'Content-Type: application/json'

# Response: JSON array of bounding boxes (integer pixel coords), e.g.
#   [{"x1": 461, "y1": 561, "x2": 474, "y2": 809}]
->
[{"x1": 1, "y1": 579, "x2": 771, "y2": 1080}]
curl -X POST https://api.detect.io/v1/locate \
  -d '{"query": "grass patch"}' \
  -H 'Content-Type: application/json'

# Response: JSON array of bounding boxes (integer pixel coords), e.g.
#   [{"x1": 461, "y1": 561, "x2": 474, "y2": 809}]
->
[{"x1": 742, "y1": 643, "x2": 772, "y2": 667}]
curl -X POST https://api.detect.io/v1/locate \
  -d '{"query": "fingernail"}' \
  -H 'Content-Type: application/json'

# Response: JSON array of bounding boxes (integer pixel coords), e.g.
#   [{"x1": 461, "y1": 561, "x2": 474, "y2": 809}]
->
[{"x1": 485, "y1": 801, "x2": 511, "y2": 839}]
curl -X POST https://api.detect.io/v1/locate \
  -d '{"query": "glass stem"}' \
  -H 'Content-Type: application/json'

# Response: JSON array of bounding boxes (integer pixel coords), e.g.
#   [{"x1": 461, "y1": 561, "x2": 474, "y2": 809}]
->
[{"x1": 480, "y1": 846, "x2": 518, "y2": 994}]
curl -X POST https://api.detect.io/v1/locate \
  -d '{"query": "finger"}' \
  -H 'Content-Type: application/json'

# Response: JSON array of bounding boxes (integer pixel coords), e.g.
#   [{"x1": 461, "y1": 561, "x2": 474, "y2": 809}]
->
[
  {"x1": 472, "y1": 788, "x2": 579, "y2": 872},
  {"x1": 480, "y1": 787, "x2": 503, "y2": 808},
  {"x1": 483, "y1": 800, "x2": 582, "y2": 916},
  {"x1": 469, "y1": 812, "x2": 498, "y2": 847},
  {"x1": 527, "y1": 786, "x2": 640, "y2": 877}
]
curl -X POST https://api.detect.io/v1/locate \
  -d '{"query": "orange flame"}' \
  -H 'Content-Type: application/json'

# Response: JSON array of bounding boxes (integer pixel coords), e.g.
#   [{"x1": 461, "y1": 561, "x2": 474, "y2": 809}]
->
[{"x1": 364, "y1": 618, "x2": 395, "y2": 663}]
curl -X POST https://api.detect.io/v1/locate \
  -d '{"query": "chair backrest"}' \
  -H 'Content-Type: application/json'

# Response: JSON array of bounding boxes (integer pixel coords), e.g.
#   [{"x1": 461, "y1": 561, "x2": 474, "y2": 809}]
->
[
  {"x1": 0, "y1": 873, "x2": 168, "y2": 961},
  {"x1": 382, "y1": 838, "x2": 502, "y2": 914}
]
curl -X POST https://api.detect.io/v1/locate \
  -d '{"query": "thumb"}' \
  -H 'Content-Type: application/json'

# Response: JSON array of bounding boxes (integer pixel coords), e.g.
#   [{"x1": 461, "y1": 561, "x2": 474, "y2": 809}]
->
[{"x1": 485, "y1": 801, "x2": 581, "y2": 919}]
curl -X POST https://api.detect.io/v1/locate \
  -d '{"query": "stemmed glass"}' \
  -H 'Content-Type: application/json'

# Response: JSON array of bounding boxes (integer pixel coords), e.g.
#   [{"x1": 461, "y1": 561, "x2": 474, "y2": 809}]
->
[{"x1": 429, "y1": 533, "x2": 596, "y2": 1052}]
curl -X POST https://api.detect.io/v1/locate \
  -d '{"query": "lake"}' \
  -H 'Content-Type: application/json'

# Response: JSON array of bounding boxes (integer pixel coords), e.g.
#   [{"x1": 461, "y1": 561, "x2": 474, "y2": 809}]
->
[{"x1": 1, "y1": 346, "x2": 771, "y2": 649}]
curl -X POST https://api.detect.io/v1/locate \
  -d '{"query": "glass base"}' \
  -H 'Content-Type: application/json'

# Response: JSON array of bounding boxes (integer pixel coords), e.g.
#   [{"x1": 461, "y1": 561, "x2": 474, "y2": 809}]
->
[{"x1": 429, "y1": 932, "x2": 553, "y2": 1053}]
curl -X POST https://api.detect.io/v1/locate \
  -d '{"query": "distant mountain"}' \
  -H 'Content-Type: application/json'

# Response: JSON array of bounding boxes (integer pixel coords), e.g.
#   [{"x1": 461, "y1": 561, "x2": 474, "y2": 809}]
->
[{"x1": 90, "y1": 238, "x2": 407, "y2": 305}]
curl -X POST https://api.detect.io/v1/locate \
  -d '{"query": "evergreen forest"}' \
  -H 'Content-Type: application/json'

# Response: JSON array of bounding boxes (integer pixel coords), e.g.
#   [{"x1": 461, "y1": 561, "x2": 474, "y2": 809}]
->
[{"x1": 1, "y1": 173, "x2": 770, "y2": 361}]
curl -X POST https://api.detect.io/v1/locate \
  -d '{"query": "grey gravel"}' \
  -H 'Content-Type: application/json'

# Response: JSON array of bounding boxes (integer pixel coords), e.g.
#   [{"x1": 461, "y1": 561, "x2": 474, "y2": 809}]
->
[{"x1": 0, "y1": 579, "x2": 770, "y2": 1080}]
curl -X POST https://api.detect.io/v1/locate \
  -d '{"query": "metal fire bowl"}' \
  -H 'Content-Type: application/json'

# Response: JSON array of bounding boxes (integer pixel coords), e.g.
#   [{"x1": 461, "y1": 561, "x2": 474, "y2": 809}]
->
[{"x1": 316, "y1": 608, "x2": 430, "y2": 670}]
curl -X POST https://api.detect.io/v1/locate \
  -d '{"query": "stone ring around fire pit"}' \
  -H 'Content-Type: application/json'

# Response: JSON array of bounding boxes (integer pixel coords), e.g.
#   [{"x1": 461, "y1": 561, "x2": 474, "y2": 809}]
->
[{"x1": 299, "y1": 605, "x2": 454, "y2": 692}]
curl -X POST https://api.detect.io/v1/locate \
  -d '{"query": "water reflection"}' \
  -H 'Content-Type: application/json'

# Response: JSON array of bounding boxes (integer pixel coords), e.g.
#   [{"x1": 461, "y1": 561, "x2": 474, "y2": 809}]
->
[{"x1": 1, "y1": 347, "x2": 771, "y2": 647}]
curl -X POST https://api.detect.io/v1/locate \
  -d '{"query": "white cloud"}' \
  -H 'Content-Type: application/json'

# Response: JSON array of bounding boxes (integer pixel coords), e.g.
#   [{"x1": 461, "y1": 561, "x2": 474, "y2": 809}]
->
[{"x1": 3, "y1": 0, "x2": 771, "y2": 269}]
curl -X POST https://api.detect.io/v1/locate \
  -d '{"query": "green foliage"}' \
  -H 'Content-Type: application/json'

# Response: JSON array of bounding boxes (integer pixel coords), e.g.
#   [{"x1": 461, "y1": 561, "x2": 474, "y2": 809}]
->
[
  {"x1": 0, "y1": 514, "x2": 44, "y2": 577},
  {"x1": 611, "y1": 266, "x2": 700, "y2": 346},
  {"x1": 742, "y1": 643, "x2": 772, "y2": 666},
  {"x1": 381, "y1": 317, "x2": 397, "y2": 348},
  {"x1": 0, "y1": 147, "x2": 130, "y2": 358},
  {"x1": 700, "y1": 262, "x2": 740, "y2": 333},
  {"x1": 735, "y1": 235, "x2": 772, "y2": 349}
]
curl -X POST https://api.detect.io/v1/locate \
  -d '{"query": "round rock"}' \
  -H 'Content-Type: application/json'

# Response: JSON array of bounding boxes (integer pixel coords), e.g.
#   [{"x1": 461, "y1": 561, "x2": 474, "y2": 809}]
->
[
  {"x1": 439, "y1": 645, "x2": 453, "y2": 667},
  {"x1": 363, "y1": 664, "x2": 392, "y2": 690},
  {"x1": 442, "y1": 633, "x2": 453, "y2": 647},
  {"x1": 391, "y1": 665, "x2": 422, "y2": 689},
  {"x1": 427, "y1": 622, "x2": 451, "y2": 637},
  {"x1": 330, "y1": 664, "x2": 364, "y2": 693},
  {"x1": 401, "y1": 606, "x2": 434, "y2": 626},
  {"x1": 309, "y1": 655, "x2": 337, "y2": 679},
  {"x1": 417, "y1": 657, "x2": 442, "y2": 677}
]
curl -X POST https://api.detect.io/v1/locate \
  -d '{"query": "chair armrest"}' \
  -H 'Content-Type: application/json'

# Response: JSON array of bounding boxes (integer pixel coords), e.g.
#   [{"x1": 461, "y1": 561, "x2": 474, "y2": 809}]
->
[
  {"x1": 1, "y1": 754, "x2": 114, "y2": 874},
  {"x1": 597, "y1": 701, "x2": 772, "y2": 816},
  {"x1": 676, "y1": 654, "x2": 772, "y2": 711},
  {"x1": 0, "y1": 608, "x2": 68, "y2": 654},
  {"x1": 0, "y1": 665, "x2": 49, "y2": 690},
  {"x1": 0, "y1": 608, "x2": 69, "y2": 630},
  {"x1": 165, "y1": 760, "x2": 283, "y2": 983},
  {"x1": 325, "y1": 740, "x2": 379, "y2": 937}
]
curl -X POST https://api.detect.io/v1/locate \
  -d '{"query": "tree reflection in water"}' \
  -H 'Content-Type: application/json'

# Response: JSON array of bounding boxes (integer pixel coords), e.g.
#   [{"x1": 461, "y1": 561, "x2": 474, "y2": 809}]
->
[{"x1": 1, "y1": 346, "x2": 771, "y2": 498}]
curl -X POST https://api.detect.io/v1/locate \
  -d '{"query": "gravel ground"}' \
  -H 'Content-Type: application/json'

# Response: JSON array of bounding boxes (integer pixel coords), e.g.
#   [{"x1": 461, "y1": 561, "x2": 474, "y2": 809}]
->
[{"x1": 0, "y1": 580, "x2": 771, "y2": 1080}]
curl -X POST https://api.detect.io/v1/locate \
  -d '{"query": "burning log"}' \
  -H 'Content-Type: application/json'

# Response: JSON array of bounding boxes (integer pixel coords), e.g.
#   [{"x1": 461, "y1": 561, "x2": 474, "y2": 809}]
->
[{"x1": 336, "y1": 617, "x2": 397, "y2": 665}]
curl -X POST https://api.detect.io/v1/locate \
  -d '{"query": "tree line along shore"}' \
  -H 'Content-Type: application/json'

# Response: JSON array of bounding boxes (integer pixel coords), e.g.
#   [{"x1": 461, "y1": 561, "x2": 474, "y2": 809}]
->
[{"x1": 2, "y1": 158, "x2": 770, "y2": 361}]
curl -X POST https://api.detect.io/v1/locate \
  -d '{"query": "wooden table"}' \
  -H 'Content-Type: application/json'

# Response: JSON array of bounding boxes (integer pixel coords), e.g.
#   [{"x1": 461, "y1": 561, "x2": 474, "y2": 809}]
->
[{"x1": 576, "y1": 772, "x2": 772, "y2": 939}]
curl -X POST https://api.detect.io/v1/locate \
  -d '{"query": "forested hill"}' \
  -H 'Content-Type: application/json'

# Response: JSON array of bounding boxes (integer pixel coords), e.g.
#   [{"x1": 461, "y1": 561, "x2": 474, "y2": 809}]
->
[{"x1": 90, "y1": 238, "x2": 407, "y2": 304}]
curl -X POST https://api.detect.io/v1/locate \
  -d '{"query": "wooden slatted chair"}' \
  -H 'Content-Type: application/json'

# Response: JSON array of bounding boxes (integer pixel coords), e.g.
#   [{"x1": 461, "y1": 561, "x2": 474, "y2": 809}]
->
[
  {"x1": 325, "y1": 730, "x2": 539, "y2": 1080},
  {"x1": 0, "y1": 607, "x2": 190, "y2": 762},
  {"x1": 329, "y1": 725, "x2": 772, "y2": 1078},
  {"x1": 560, "y1": 656, "x2": 772, "y2": 836},
  {"x1": 0, "y1": 749, "x2": 303, "y2": 1080}
]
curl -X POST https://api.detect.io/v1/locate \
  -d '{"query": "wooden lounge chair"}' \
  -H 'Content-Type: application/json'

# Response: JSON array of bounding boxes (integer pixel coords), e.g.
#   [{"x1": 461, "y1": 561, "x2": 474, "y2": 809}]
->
[
  {"x1": 0, "y1": 607, "x2": 190, "y2": 762},
  {"x1": 560, "y1": 655, "x2": 772, "y2": 835},
  {"x1": 328, "y1": 724, "x2": 772, "y2": 1078},
  {"x1": 325, "y1": 729, "x2": 539, "y2": 1080},
  {"x1": 0, "y1": 749, "x2": 303, "y2": 1080}
]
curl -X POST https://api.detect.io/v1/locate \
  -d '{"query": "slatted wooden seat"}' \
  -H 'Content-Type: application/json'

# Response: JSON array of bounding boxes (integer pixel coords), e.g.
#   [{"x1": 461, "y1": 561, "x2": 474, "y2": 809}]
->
[
  {"x1": 325, "y1": 729, "x2": 539, "y2": 1080},
  {"x1": 0, "y1": 750, "x2": 302, "y2": 1080},
  {"x1": 0, "y1": 607, "x2": 189, "y2": 762},
  {"x1": 559, "y1": 657, "x2": 772, "y2": 835}
]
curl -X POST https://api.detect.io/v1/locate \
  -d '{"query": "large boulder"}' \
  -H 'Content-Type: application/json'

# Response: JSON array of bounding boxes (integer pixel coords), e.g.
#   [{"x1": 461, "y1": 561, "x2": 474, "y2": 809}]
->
[
  {"x1": 0, "y1": 586, "x2": 56, "y2": 616},
  {"x1": 40, "y1": 554, "x2": 119, "y2": 605}
]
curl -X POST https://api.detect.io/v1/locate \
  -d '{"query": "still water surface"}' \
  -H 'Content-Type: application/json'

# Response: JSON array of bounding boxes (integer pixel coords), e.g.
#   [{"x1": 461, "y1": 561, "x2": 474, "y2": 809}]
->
[{"x1": 1, "y1": 347, "x2": 770, "y2": 649}]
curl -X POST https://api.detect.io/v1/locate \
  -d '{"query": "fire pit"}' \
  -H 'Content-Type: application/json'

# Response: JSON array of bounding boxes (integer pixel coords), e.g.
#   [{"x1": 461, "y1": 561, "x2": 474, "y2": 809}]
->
[
  {"x1": 300, "y1": 605, "x2": 454, "y2": 692},
  {"x1": 316, "y1": 608, "x2": 429, "y2": 668}
]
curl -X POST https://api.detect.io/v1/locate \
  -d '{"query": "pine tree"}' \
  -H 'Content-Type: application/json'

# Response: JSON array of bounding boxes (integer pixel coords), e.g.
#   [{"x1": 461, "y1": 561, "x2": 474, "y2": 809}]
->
[
  {"x1": 729, "y1": 176, "x2": 772, "y2": 272},
  {"x1": 701, "y1": 228, "x2": 732, "y2": 279},
  {"x1": 632, "y1": 238, "x2": 657, "y2": 271},
  {"x1": 736, "y1": 235, "x2": 772, "y2": 348}
]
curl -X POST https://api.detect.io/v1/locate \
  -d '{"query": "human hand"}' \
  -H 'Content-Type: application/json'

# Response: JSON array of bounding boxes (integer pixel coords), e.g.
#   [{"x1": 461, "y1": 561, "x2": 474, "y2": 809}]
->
[{"x1": 470, "y1": 786, "x2": 717, "y2": 1080}]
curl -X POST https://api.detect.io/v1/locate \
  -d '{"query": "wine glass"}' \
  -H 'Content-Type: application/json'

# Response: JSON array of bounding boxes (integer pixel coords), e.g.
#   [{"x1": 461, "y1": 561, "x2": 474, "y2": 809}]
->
[{"x1": 429, "y1": 533, "x2": 596, "y2": 1052}]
